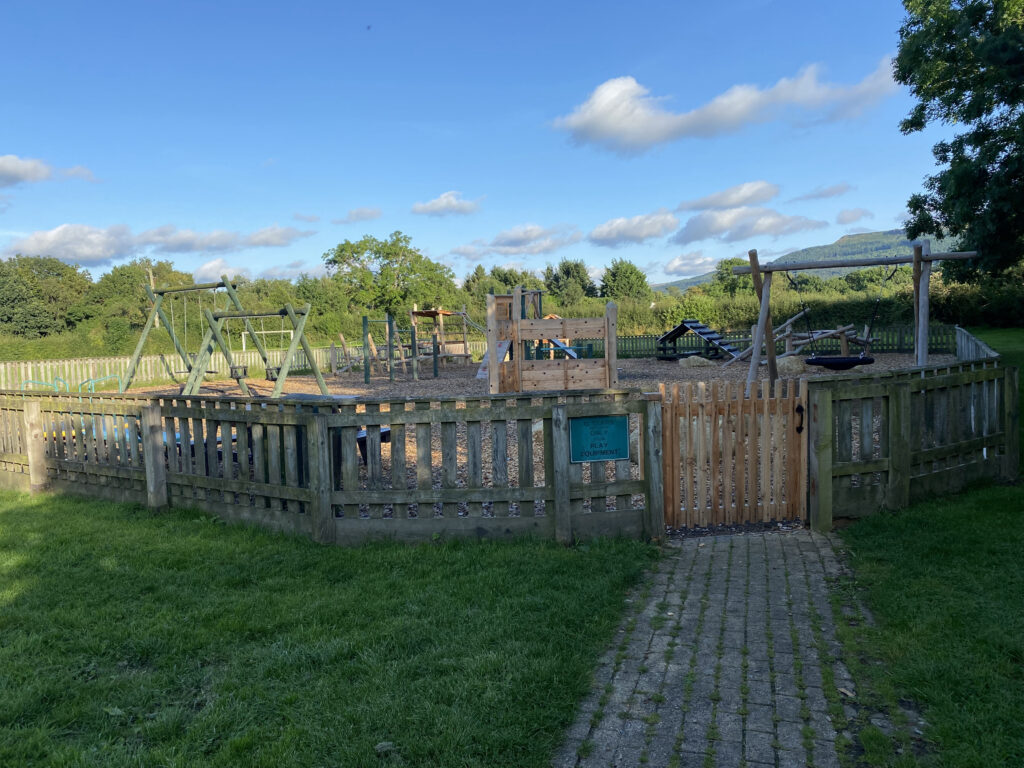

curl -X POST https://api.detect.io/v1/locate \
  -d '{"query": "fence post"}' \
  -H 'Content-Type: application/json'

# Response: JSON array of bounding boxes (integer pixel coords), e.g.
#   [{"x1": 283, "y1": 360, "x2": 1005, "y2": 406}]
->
[
  {"x1": 886, "y1": 383, "x2": 912, "y2": 510},
  {"x1": 1003, "y1": 367, "x2": 1020, "y2": 482},
  {"x1": 807, "y1": 385, "x2": 832, "y2": 532},
  {"x1": 551, "y1": 404, "x2": 573, "y2": 544},
  {"x1": 307, "y1": 412, "x2": 336, "y2": 544},
  {"x1": 141, "y1": 404, "x2": 167, "y2": 510},
  {"x1": 643, "y1": 396, "x2": 665, "y2": 542},
  {"x1": 22, "y1": 400, "x2": 48, "y2": 494}
]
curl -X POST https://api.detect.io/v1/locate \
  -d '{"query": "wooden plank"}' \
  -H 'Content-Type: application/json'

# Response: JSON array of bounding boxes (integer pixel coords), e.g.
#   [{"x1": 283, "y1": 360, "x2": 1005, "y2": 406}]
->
[
  {"x1": 492, "y1": 412, "x2": 509, "y2": 516},
  {"x1": 613, "y1": 393, "x2": 631, "y2": 518},
  {"x1": 734, "y1": 388, "x2": 747, "y2": 524},
  {"x1": 760, "y1": 381, "x2": 771, "y2": 522},
  {"x1": 266, "y1": 423, "x2": 282, "y2": 512},
  {"x1": 642, "y1": 397, "x2": 664, "y2": 541},
  {"x1": 390, "y1": 402, "x2": 408, "y2": 518},
  {"x1": 467, "y1": 404, "x2": 483, "y2": 517},
  {"x1": 307, "y1": 413, "x2": 335, "y2": 543},
  {"x1": 887, "y1": 384, "x2": 911, "y2": 510},
  {"x1": 365, "y1": 403, "x2": 383, "y2": 518},
  {"x1": 710, "y1": 382, "x2": 722, "y2": 524},
  {"x1": 141, "y1": 404, "x2": 167, "y2": 509},
  {"x1": 339, "y1": 407, "x2": 359, "y2": 517},
  {"x1": 441, "y1": 419, "x2": 458, "y2": 517},
  {"x1": 1003, "y1": 367, "x2": 1020, "y2": 481},
  {"x1": 415, "y1": 400, "x2": 433, "y2": 518},
  {"x1": 771, "y1": 387, "x2": 783, "y2": 520},
  {"x1": 517, "y1": 396, "x2": 535, "y2": 517},
  {"x1": 695, "y1": 382, "x2": 707, "y2": 526}
]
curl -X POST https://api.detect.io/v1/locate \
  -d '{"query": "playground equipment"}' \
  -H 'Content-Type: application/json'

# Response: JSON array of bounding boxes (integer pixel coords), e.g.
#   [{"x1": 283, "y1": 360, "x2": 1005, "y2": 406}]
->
[
  {"x1": 409, "y1": 305, "x2": 477, "y2": 367},
  {"x1": 656, "y1": 319, "x2": 742, "y2": 360},
  {"x1": 361, "y1": 314, "x2": 423, "y2": 383},
  {"x1": 484, "y1": 286, "x2": 618, "y2": 394},
  {"x1": 124, "y1": 276, "x2": 327, "y2": 398},
  {"x1": 732, "y1": 243, "x2": 978, "y2": 393}
]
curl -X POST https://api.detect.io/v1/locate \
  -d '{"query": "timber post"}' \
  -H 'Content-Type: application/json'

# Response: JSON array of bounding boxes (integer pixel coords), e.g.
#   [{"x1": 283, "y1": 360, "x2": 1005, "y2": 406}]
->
[
  {"x1": 807, "y1": 385, "x2": 832, "y2": 532},
  {"x1": 140, "y1": 403, "x2": 168, "y2": 510},
  {"x1": 643, "y1": 395, "x2": 665, "y2": 542},
  {"x1": 22, "y1": 400, "x2": 47, "y2": 494},
  {"x1": 551, "y1": 404, "x2": 573, "y2": 544},
  {"x1": 307, "y1": 412, "x2": 336, "y2": 544}
]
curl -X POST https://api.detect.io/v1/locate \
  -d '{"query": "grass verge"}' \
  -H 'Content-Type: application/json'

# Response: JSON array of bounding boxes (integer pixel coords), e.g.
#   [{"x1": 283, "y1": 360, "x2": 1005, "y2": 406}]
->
[
  {"x1": 0, "y1": 491, "x2": 655, "y2": 767},
  {"x1": 837, "y1": 483, "x2": 1024, "y2": 767}
]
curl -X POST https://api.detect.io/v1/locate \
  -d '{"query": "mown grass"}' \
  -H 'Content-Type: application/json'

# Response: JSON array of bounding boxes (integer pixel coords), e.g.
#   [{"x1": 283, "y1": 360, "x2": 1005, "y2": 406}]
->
[
  {"x1": 836, "y1": 327, "x2": 1024, "y2": 767},
  {"x1": 0, "y1": 491, "x2": 655, "y2": 767}
]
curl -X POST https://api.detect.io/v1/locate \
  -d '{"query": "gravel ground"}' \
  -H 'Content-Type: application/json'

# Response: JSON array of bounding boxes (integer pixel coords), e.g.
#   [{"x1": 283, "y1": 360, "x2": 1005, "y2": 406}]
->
[{"x1": 132, "y1": 353, "x2": 957, "y2": 401}]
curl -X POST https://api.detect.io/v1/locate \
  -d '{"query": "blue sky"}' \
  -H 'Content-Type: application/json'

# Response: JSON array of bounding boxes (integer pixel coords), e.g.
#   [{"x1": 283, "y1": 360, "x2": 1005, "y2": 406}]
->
[{"x1": 1, "y1": 1, "x2": 947, "y2": 286}]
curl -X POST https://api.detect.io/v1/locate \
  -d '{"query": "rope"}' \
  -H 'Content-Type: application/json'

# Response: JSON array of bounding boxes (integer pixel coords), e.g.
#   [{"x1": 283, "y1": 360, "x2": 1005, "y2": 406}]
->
[{"x1": 784, "y1": 272, "x2": 819, "y2": 355}]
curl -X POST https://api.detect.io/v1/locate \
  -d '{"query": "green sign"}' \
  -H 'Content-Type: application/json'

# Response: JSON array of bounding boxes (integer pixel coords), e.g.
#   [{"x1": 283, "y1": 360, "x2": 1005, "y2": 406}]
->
[{"x1": 569, "y1": 414, "x2": 630, "y2": 463}]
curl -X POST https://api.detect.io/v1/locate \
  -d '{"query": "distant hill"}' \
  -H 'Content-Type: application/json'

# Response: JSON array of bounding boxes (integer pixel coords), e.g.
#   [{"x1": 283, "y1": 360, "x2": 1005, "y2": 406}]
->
[{"x1": 652, "y1": 230, "x2": 956, "y2": 292}]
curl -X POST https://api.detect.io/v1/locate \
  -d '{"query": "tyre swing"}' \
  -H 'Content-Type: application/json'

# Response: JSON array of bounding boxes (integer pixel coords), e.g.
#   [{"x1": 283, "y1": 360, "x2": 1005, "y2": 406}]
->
[{"x1": 785, "y1": 267, "x2": 899, "y2": 371}]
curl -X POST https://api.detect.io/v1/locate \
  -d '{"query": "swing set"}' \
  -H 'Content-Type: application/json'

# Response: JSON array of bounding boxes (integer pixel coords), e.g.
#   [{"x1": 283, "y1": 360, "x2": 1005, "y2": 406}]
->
[{"x1": 123, "y1": 275, "x2": 328, "y2": 398}]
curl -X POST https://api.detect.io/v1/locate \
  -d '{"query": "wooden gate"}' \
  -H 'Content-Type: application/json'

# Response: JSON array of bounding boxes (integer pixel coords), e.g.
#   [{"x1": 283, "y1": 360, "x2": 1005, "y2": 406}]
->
[{"x1": 660, "y1": 380, "x2": 807, "y2": 528}]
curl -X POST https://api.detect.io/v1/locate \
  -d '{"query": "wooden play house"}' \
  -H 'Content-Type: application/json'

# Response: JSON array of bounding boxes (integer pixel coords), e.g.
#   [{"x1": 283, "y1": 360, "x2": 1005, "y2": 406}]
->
[{"x1": 485, "y1": 287, "x2": 618, "y2": 393}]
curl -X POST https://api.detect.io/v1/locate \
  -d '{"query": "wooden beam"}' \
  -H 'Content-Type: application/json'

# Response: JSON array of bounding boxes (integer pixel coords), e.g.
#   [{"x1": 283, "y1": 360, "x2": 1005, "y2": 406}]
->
[
  {"x1": 748, "y1": 250, "x2": 778, "y2": 383},
  {"x1": 916, "y1": 240, "x2": 932, "y2": 366},
  {"x1": 746, "y1": 272, "x2": 772, "y2": 397}
]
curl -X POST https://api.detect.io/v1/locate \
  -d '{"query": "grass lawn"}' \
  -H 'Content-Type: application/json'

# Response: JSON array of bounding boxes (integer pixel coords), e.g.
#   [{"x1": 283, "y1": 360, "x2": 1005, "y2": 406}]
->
[
  {"x1": 0, "y1": 492, "x2": 655, "y2": 767},
  {"x1": 835, "y1": 327, "x2": 1023, "y2": 767}
]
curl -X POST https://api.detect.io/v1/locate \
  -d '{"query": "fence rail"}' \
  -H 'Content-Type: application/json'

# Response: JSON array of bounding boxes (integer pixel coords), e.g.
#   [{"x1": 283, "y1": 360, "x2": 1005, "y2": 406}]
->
[
  {"x1": 807, "y1": 360, "x2": 1019, "y2": 528},
  {"x1": 0, "y1": 388, "x2": 662, "y2": 545},
  {"x1": 955, "y1": 325, "x2": 1000, "y2": 361}
]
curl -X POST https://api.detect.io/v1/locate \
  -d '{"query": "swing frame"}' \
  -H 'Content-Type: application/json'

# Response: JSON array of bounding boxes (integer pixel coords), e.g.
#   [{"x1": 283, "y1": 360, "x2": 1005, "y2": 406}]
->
[{"x1": 732, "y1": 244, "x2": 977, "y2": 394}]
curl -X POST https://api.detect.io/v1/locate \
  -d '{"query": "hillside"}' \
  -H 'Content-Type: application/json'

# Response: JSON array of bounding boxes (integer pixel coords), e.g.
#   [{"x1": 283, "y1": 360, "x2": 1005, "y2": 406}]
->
[{"x1": 652, "y1": 229, "x2": 956, "y2": 291}]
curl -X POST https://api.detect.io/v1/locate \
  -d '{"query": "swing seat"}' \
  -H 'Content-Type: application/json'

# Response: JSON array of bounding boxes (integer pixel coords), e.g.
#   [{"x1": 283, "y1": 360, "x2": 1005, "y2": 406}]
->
[
  {"x1": 230, "y1": 365, "x2": 248, "y2": 379},
  {"x1": 265, "y1": 366, "x2": 280, "y2": 381},
  {"x1": 805, "y1": 355, "x2": 875, "y2": 371}
]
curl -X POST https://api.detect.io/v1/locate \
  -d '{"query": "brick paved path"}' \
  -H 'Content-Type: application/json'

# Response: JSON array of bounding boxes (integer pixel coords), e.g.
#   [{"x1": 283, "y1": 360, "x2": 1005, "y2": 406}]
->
[{"x1": 554, "y1": 531, "x2": 852, "y2": 768}]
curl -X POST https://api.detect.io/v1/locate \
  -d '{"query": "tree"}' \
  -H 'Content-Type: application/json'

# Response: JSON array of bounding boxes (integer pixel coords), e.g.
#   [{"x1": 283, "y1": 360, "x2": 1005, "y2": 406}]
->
[
  {"x1": 543, "y1": 259, "x2": 598, "y2": 304},
  {"x1": 705, "y1": 258, "x2": 754, "y2": 298},
  {"x1": 600, "y1": 259, "x2": 651, "y2": 301},
  {"x1": 895, "y1": 1, "x2": 1024, "y2": 277},
  {"x1": 0, "y1": 256, "x2": 93, "y2": 337},
  {"x1": 322, "y1": 231, "x2": 457, "y2": 316}
]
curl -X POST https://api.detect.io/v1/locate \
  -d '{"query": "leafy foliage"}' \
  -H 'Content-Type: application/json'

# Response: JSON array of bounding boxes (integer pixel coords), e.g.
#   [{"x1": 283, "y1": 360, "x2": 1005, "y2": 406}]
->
[
  {"x1": 600, "y1": 259, "x2": 651, "y2": 301},
  {"x1": 543, "y1": 259, "x2": 598, "y2": 304},
  {"x1": 322, "y1": 231, "x2": 458, "y2": 316},
  {"x1": 896, "y1": 0, "x2": 1024, "y2": 277}
]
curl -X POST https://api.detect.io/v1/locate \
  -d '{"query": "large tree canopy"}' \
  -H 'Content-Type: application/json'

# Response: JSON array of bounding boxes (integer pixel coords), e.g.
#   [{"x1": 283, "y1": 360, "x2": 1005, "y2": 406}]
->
[
  {"x1": 543, "y1": 259, "x2": 598, "y2": 304},
  {"x1": 895, "y1": 0, "x2": 1024, "y2": 277},
  {"x1": 322, "y1": 231, "x2": 457, "y2": 316},
  {"x1": 600, "y1": 259, "x2": 651, "y2": 301}
]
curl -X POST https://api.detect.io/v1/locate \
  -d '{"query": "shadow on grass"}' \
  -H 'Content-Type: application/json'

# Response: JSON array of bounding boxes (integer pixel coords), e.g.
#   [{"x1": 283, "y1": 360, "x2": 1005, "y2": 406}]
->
[{"x1": 0, "y1": 491, "x2": 655, "y2": 768}]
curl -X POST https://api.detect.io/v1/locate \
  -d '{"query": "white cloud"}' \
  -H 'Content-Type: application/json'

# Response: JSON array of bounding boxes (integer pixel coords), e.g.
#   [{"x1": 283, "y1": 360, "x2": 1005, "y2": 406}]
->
[
  {"x1": 293, "y1": 212, "x2": 320, "y2": 223},
  {"x1": 63, "y1": 165, "x2": 97, "y2": 182},
  {"x1": 836, "y1": 208, "x2": 874, "y2": 225},
  {"x1": 673, "y1": 207, "x2": 828, "y2": 244},
  {"x1": 554, "y1": 57, "x2": 897, "y2": 153},
  {"x1": 588, "y1": 264, "x2": 607, "y2": 283},
  {"x1": 5, "y1": 222, "x2": 315, "y2": 265},
  {"x1": 0, "y1": 155, "x2": 98, "y2": 187},
  {"x1": 588, "y1": 210, "x2": 678, "y2": 247},
  {"x1": 791, "y1": 182, "x2": 853, "y2": 201},
  {"x1": 0, "y1": 155, "x2": 53, "y2": 187},
  {"x1": 258, "y1": 260, "x2": 328, "y2": 280},
  {"x1": 678, "y1": 181, "x2": 780, "y2": 211},
  {"x1": 244, "y1": 225, "x2": 314, "y2": 247},
  {"x1": 665, "y1": 251, "x2": 717, "y2": 276},
  {"x1": 193, "y1": 258, "x2": 251, "y2": 283},
  {"x1": 411, "y1": 190, "x2": 480, "y2": 216},
  {"x1": 452, "y1": 224, "x2": 581, "y2": 259},
  {"x1": 332, "y1": 207, "x2": 382, "y2": 224}
]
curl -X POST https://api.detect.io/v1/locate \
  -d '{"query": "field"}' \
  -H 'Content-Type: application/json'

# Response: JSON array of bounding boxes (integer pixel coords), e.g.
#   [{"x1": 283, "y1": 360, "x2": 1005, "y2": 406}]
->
[{"x1": 0, "y1": 492, "x2": 654, "y2": 767}]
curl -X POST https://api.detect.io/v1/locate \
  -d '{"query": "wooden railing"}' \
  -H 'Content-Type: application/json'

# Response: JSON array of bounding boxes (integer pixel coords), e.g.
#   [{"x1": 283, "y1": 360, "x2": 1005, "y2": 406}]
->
[
  {"x1": 0, "y1": 389, "x2": 664, "y2": 545},
  {"x1": 955, "y1": 326, "x2": 1001, "y2": 361},
  {"x1": 660, "y1": 380, "x2": 807, "y2": 529},
  {"x1": 806, "y1": 360, "x2": 1019, "y2": 530}
]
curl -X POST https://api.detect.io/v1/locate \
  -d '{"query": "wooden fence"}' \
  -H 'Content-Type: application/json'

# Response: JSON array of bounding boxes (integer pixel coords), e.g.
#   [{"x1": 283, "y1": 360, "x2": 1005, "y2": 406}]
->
[
  {"x1": 660, "y1": 380, "x2": 807, "y2": 529},
  {"x1": 578, "y1": 324, "x2": 957, "y2": 359},
  {"x1": 0, "y1": 341, "x2": 489, "y2": 392},
  {"x1": 807, "y1": 361, "x2": 1019, "y2": 529},
  {"x1": 955, "y1": 325, "x2": 1000, "y2": 362},
  {"x1": 0, "y1": 389, "x2": 663, "y2": 545}
]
